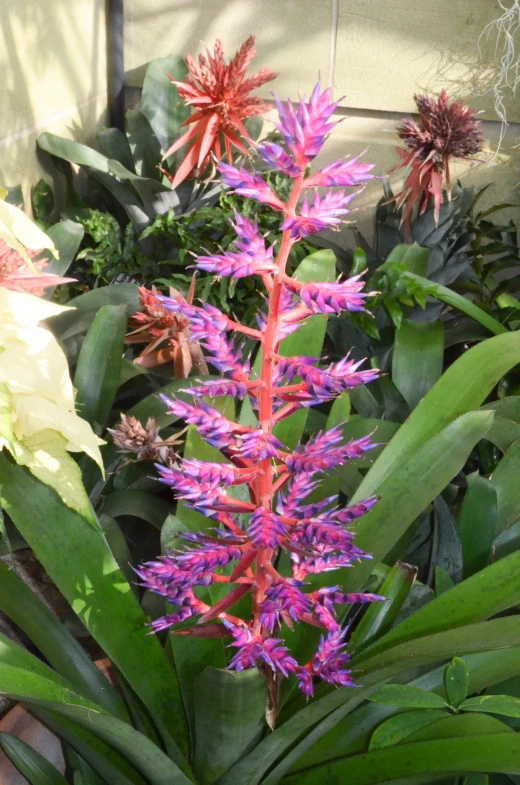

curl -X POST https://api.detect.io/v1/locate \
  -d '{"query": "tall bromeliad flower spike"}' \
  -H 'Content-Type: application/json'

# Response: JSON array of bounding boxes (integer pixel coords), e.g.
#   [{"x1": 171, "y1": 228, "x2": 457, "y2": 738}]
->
[
  {"x1": 138, "y1": 83, "x2": 381, "y2": 708},
  {"x1": 163, "y1": 36, "x2": 277, "y2": 188},
  {"x1": 392, "y1": 89, "x2": 483, "y2": 235}
]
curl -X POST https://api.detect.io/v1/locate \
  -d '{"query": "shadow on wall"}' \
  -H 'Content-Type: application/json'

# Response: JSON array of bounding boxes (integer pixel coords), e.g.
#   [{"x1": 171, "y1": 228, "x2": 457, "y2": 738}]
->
[
  {"x1": 0, "y1": 0, "x2": 107, "y2": 196},
  {"x1": 122, "y1": 0, "x2": 518, "y2": 143},
  {"x1": 123, "y1": 0, "x2": 335, "y2": 97}
]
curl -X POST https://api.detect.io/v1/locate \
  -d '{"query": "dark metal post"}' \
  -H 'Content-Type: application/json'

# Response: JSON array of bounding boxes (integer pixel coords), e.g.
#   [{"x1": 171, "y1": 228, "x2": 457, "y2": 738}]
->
[{"x1": 107, "y1": 0, "x2": 125, "y2": 130}]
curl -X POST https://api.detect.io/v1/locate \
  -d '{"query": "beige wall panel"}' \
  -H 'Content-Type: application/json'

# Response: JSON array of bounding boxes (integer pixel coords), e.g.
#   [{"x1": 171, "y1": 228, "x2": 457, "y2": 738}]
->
[
  {"x1": 0, "y1": 0, "x2": 107, "y2": 198},
  {"x1": 125, "y1": 0, "x2": 333, "y2": 97},
  {"x1": 335, "y1": 0, "x2": 517, "y2": 120}
]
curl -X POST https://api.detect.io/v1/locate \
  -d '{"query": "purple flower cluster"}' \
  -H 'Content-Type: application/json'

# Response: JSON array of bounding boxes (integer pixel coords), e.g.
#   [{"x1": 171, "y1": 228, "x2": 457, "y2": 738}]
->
[{"x1": 138, "y1": 82, "x2": 382, "y2": 701}]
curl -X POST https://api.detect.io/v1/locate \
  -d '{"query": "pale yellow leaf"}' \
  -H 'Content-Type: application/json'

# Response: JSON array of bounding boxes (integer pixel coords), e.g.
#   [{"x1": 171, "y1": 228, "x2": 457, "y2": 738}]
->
[
  {"x1": 0, "y1": 382, "x2": 14, "y2": 455},
  {"x1": 15, "y1": 430, "x2": 96, "y2": 524},
  {"x1": 0, "y1": 199, "x2": 58, "y2": 270}
]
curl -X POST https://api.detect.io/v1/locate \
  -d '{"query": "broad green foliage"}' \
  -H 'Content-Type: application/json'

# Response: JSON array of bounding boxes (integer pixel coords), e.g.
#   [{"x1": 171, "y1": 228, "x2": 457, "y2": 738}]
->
[
  {"x1": 2, "y1": 309, "x2": 520, "y2": 784},
  {"x1": 2, "y1": 58, "x2": 520, "y2": 785}
]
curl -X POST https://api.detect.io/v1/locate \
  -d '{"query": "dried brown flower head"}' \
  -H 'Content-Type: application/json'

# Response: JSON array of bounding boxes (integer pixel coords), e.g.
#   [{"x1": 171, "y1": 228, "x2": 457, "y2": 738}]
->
[
  {"x1": 392, "y1": 89, "x2": 483, "y2": 233},
  {"x1": 107, "y1": 413, "x2": 184, "y2": 464}
]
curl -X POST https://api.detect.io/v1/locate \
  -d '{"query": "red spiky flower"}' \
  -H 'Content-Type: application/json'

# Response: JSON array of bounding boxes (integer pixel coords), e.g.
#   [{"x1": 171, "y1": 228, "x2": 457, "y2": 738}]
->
[
  {"x1": 392, "y1": 89, "x2": 483, "y2": 234},
  {"x1": 162, "y1": 36, "x2": 278, "y2": 188}
]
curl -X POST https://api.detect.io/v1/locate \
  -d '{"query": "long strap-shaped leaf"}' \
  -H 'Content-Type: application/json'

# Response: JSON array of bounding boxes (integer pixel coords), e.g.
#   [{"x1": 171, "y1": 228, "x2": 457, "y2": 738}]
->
[
  {"x1": 262, "y1": 621, "x2": 520, "y2": 785},
  {"x1": 74, "y1": 304, "x2": 127, "y2": 430},
  {"x1": 351, "y1": 548, "x2": 520, "y2": 664},
  {"x1": 31, "y1": 708, "x2": 147, "y2": 785},
  {"x1": 403, "y1": 271, "x2": 507, "y2": 336},
  {"x1": 0, "y1": 732, "x2": 69, "y2": 785},
  {"x1": 0, "y1": 458, "x2": 190, "y2": 771},
  {"x1": 340, "y1": 410, "x2": 493, "y2": 593},
  {"x1": 353, "y1": 331, "x2": 520, "y2": 498},
  {"x1": 216, "y1": 617, "x2": 520, "y2": 785},
  {"x1": 288, "y1": 647, "x2": 520, "y2": 774},
  {"x1": 0, "y1": 561, "x2": 127, "y2": 719},
  {"x1": 282, "y1": 732, "x2": 520, "y2": 785},
  {"x1": 0, "y1": 634, "x2": 144, "y2": 785},
  {"x1": 0, "y1": 665, "x2": 192, "y2": 785}
]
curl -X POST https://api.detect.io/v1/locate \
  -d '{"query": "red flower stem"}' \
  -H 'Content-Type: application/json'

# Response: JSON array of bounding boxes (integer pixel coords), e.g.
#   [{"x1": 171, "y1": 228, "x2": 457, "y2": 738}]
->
[
  {"x1": 226, "y1": 319, "x2": 264, "y2": 339},
  {"x1": 273, "y1": 382, "x2": 308, "y2": 394},
  {"x1": 272, "y1": 472, "x2": 290, "y2": 495},
  {"x1": 252, "y1": 175, "x2": 304, "y2": 629}
]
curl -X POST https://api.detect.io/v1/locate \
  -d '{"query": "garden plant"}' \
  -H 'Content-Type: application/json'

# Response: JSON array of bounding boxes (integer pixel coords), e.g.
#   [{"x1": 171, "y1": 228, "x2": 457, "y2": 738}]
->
[{"x1": 3, "y1": 37, "x2": 520, "y2": 785}]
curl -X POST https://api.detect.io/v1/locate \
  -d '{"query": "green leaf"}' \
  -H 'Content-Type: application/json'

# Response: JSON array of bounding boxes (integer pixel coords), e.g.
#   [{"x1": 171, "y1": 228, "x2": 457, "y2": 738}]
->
[
  {"x1": 484, "y1": 416, "x2": 520, "y2": 453},
  {"x1": 458, "y1": 472, "x2": 497, "y2": 577},
  {"x1": 31, "y1": 178, "x2": 54, "y2": 223},
  {"x1": 433, "y1": 495, "x2": 462, "y2": 582},
  {"x1": 15, "y1": 429, "x2": 96, "y2": 524},
  {"x1": 291, "y1": 648, "x2": 520, "y2": 776},
  {"x1": 42, "y1": 219, "x2": 84, "y2": 298},
  {"x1": 494, "y1": 521, "x2": 520, "y2": 561},
  {"x1": 0, "y1": 382, "x2": 15, "y2": 454},
  {"x1": 403, "y1": 271, "x2": 507, "y2": 335},
  {"x1": 0, "y1": 560, "x2": 126, "y2": 719},
  {"x1": 96, "y1": 127, "x2": 136, "y2": 173},
  {"x1": 66, "y1": 747, "x2": 108, "y2": 785},
  {"x1": 326, "y1": 392, "x2": 351, "y2": 428},
  {"x1": 369, "y1": 709, "x2": 444, "y2": 750},
  {"x1": 221, "y1": 618, "x2": 520, "y2": 785},
  {"x1": 37, "y1": 136, "x2": 165, "y2": 225},
  {"x1": 352, "y1": 548, "x2": 520, "y2": 665},
  {"x1": 31, "y1": 707, "x2": 146, "y2": 785},
  {"x1": 160, "y1": 513, "x2": 187, "y2": 552},
  {"x1": 193, "y1": 668, "x2": 266, "y2": 785},
  {"x1": 383, "y1": 243, "x2": 429, "y2": 275},
  {"x1": 445, "y1": 657, "x2": 469, "y2": 707},
  {"x1": 481, "y1": 396, "x2": 520, "y2": 424},
  {"x1": 283, "y1": 732, "x2": 520, "y2": 785},
  {"x1": 99, "y1": 490, "x2": 171, "y2": 529},
  {"x1": 352, "y1": 331, "x2": 520, "y2": 499},
  {"x1": 126, "y1": 110, "x2": 162, "y2": 180},
  {"x1": 491, "y1": 439, "x2": 520, "y2": 535},
  {"x1": 0, "y1": 631, "x2": 83, "y2": 691},
  {"x1": 463, "y1": 777, "x2": 489, "y2": 785},
  {"x1": 358, "y1": 617, "x2": 520, "y2": 679},
  {"x1": 406, "y1": 712, "x2": 513, "y2": 742},
  {"x1": 38, "y1": 133, "x2": 110, "y2": 172},
  {"x1": 0, "y1": 458, "x2": 190, "y2": 768},
  {"x1": 139, "y1": 56, "x2": 190, "y2": 159},
  {"x1": 98, "y1": 515, "x2": 135, "y2": 586},
  {"x1": 340, "y1": 411, "x2": 493, "y2": 594},
  {"x1": 367, "y1": 684, "x2": 448, "y2": 709},
  {"x1": 0, "y1": 732, "x2": 69, "y2": 785},
  {"x1": 350, "y1": 561, "x2": 417, "y2": 651},
  {"x1": 392, "y1": 319, "x2": 444, "y2": 410},
  {"x1": 435, "y1": 566, "x2": 455, "y2": 595},
  {"x1": 460, "y1": 695, "x2": 520, "y2": 718},
  {"x1": 74, "y1": 305, "x2": 127, "y2": 429},
  {"x1": 49, "y1": 284, "x2": 139, "y2": 342},
  {"x1": 0, "y1": 665, "x2": 191, "y2": 785}
]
